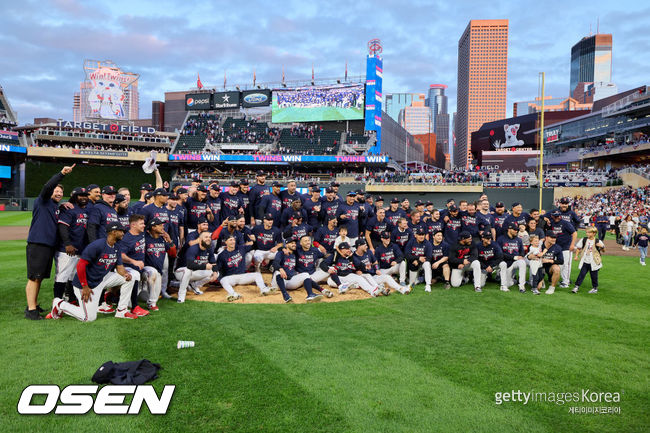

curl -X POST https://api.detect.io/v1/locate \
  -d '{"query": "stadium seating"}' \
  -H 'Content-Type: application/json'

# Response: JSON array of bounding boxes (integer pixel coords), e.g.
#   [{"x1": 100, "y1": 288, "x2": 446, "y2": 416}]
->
[
  {"x1": 346, "y1": 134, "x2": 369, "y2": 144},
  {"x1": 175, "y1": 134, "x2": 208, "y2": 153},
  {"x1": 278, "y1": 128, "x2": 340, "y2": 155}
]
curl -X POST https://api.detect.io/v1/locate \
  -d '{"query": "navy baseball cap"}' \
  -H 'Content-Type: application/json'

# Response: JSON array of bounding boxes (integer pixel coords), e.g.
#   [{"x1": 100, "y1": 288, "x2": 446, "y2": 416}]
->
[
  {"x1": 153, "y1": 188, "x2": 169, "y2": 197},
  {"x1": 560, "y1": 197, "x2": 570, "y2": 204},
  {"x1": 330, "y1": 181, "x2": 340, "y2": 187},
  {"x1": 551, "y1": 210, "x2": 562, "y2": 217},
  {"x1": 381, "y1": 231, "x2": 391, "y2": 239},
  {"x1": 197, "y1": 216, "x2": 208, "y2": 225},
  {"x1": 196, "y1": 185, "x2": 208, "y2": 192},
  {"x1": 507, "y1": 222, "x2": 519, "y2": 231},
  {"x1": 146, "y1": 217, "x2": 164, "y2": 229},
  {"x1": 545, "y1": 231, "x2": 557, "y2": 238},
  {"x1": 291, "y1": 212, "x2": 302, "y2": 220},
  {"x1": 426, "y1": 201, "x2": 433, "y2": 206},
  {"x1": 355, "y1": 238, "x2": 367, "y2": 247},
  {"x1": 511, "y1": 202, "x2": 522, "y2": 208},
  {"x1": 308, "y1": 182, "x2": 318, "y2": 187},
  {"x1": 263, "y1": 213, "x2": 274, "y2": 220},
  {"x1": 415, "y1": 200, "x2": 424, "y2": 207},
  {"x1": 285, "y1": 237, "x2": 297, "y2": 245},
  {"x1": 481, "y1": 231, "x2": 493, "y2": 239},
  {"x1": 240, "y1": 178, "x2": 249, "y2": 185},
  {"x1": 446, "y1": 198, "x2": 454, "y2": 204},
  {"x1": 347, "y1": 191, "x2": 357, "y2": 197},
  {"x1": 449, "y1": 205, "x2": 459, "y2": 212},
  {"x1": 102, "y1": 185, "x2": 116, "y2": 194},
  {"x1": 209, "y1": 184, "x2": 220, "y2": 191},
  {"x1": 272, "y1": 181, "x2": 283, "y2": 187},
  {"x1": 144, "y1": 192, "x2": 153, "y2": 200},
  {"x1": 114, "y1": 194, "x2": 127, "y2": 205},
  {"x1": 177, "y1": 187, "x2": 188, "y2": 194},
  {"x1": 495, "y1": 201, "x2": 505, "y2": 208},
  {"x1": 375, "y1": 195, "x2": 384, "y2": 201},
  {"x1": 87, "y1": 184, "x2": 100, "y2": 191},
  {"x1": 459, "y1": 231, "x2": 472, "y2": 240},
  {"x1": 338, "y1": 242, "x2": 350, "y2": 250},
  {"x1": 325, "y1": 187, "x2": 334, "y2": 193},
  {"x1": 230, "y1": 180, "x2": 240, "y2": 187},
  {"x1": 311, "y1": 186, "x2": 321, "y2": 193},
  {"x1": 256, "y1": 170, "x2": 266, "y2": 176},
  {"x1": 391, "y1": 197, "x2": 400, "y2": 204},
  {"x1": 106, "y1": 222, "x2": 125, "y2": 233},
  {"x1": 71, "y1": 187, "x2": 89, "y2": 197},
  {"x1": 415, "y1": 227, "x2": 426, "y2": 235},
  {"x1": 140, "y1": 183, "x2": 153, "y2": 191}
]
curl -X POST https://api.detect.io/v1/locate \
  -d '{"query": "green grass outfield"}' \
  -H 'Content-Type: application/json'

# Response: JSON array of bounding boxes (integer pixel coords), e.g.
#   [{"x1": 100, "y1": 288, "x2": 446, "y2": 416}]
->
[
  {"x1": 271, "y1": 105, "x2": 363, "y2": 122},
  {"x1": 1, "y1": 239, "x2": 648, "y2": 432},
  {"x1": 0, "y1": 211, "x2": 32, "y2": 226}
]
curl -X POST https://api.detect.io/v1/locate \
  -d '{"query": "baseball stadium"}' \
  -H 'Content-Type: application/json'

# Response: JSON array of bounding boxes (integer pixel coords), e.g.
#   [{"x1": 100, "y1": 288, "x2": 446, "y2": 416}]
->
[{"x1": 1, "y1": 21, "x2": 649, "y2": 433}]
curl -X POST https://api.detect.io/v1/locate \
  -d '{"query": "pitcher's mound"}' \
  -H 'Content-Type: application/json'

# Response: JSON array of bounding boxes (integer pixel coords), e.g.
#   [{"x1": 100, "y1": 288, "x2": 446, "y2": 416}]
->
[{"x1": 182, "y1": 273, "x2": 378, "y2": 304}]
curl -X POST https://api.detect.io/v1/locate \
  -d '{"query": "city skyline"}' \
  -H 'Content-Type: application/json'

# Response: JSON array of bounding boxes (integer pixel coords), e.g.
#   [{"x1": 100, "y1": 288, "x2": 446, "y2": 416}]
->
[{"x1": 1, "y1": 0, "x2": 648, "y2": 131}]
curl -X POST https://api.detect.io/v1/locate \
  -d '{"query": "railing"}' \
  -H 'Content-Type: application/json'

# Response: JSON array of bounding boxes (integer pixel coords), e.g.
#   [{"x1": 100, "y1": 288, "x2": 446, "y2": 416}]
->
[
  {"x1": 617, "y1": 167, "x2": 650, "y2": 180},
  {"x1": 602, "y1": 86, "x2": 650, "y2": 117}
]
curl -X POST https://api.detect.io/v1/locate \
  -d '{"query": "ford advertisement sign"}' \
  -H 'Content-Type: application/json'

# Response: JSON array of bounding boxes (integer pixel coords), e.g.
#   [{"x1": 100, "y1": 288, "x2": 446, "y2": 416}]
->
[
  {"x1": 185, "y1": 93, "x2": 212, "y2": 110},
  {"x1": 241, "y1": 90, "x2": 271, "y2": 108}
]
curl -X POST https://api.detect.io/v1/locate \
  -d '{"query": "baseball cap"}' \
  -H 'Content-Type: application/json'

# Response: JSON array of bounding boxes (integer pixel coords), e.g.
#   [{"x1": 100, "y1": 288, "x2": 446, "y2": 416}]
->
[
  {"x1": 197, "y1": 216, "x2": 208, "y2": 225},
  {"x1": 285, "y1": 236, "x2": 297, "y2": 245},
  {"x1": 347, "y1": 191, "x2": 357, "y2": 197},
  {"x1": 256, "y1": 170, "x2": 266, "y2": 176},
  {"x1": 356, "y1": 190, "x2": 365, "y2": 195},
  {"x1": 114, "y1": 194, "x2": 127, "y2": 205},
  {"x1": 560, "y1": 197, "x2": 570, "y2": 204},
  {"x1": 240, "y1": 178, "x2": 249, "y2": 186},
  {"x1": 545, "y1": 231, "x2": 557, "y2": 238},
  {"x1": 415, "y1": 200, "x2": 424, "y2": 206},
  {"x1": 153, "y1": 188, "x2": 169, "y2": 197},
  {"x1": 272, "y1": 181, "x2": 283, "y2": 188},
  {"x1": 146, "y1": 217, "x2": 164, "y2": 229},
  {"x1": 196, "y1": 185, "x2": 208, "y2": 192},
  {"x1": 140, "y1": 183, "x2": 153, "y2": 191},
  {"x1": 481, "y1": 231, "x2": 493, "y2": 239},
  {"x1": 355, "y1": 238, "x2": 367, "y2": 247},
  {"x1": 507, "y1": 222, "x2": 519, "y2": 231},
  {"x1": 106, "y1": 222, "x2": 125, "y2": 233},
  {"x1": 338, "y1": 242, "x2": 350, "y2": 250},
  {"x1": 144, "y1": 192, "x2": 153, "y2": 200},
  {"x1": 330, "y1": 181, "x2": 340, "y2": 187},
  {"x1": 177, "y1": 187, "x2": 188, "y2": 194},
  {"x1": 365, "y1": 193, "x2": 373, "y2": 199},
  {"x1": 426, "y1": 201, "x2": 433, "y2": 206},
  {"x1": 230, "y1": 180, "x2": 240, "y2": 187},
  {"x1": 311, "y1": 186, "x2": 321, "y2": 193},
  {"x1": 459, "y1": 231, "x2": 472, "y2": 240},
  {"x1": 208, "y1": 184, "x2": 219, "y2": 191},
  {"x1": 308, "y1": 182, "x2": 318, "y2": 187},
  {"x1": 551, "y1": 210, "x2": 562, "y2": 217},
  {"x1": 495, "y1": 201, "x2": 505, "y2": 208},
  {"x1": 71, "y1": 187, "x2": 89, "y2": 197},
  {"x1": 415, "y1": 227, "x2": 426, "y2": 235},
  {"x1": 169, "y1": 194, "x2": 180, "y2": 200},
  {"x1": 446, "y1": 198, "x2": 455, "y2": 204},
  {"x1": 511, "y1": 202, "x2": 522, "y2": 208},
  {"x1": 375, "y1": 195, "x2": 384, "y2": 201},
  {"x1": 102, "y1": 185, "x2": 116, "y2": 195},
  {"x1": 325, "y1": 187, "x2": 334, "y2": 193},
  {"x1": 291, "y1": 212, "x2": 303, "y2": 220},
  {"x1": 263, "y1": 213, "x2": 274, "y2": 220},
  {"x1": 381, "y1": 231, "x2": 391, "y2": 239},
  {"x1": 391, "y1": 197, "x2": 400, "y2": 204},
  {"x1": 87, "y1": 183, "x2": 100, "y2": 191},
  {"x1": 449, "y1": 205, "x2": 459, "y2": 212}
]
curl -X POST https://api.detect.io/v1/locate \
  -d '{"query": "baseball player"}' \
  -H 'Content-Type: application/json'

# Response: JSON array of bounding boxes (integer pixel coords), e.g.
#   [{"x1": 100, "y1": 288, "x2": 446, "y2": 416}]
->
[
  {"x1": 215, "y1": 235, "x2": 273, "y2": 301},
  {"x1": 313, "y1": 215, "x2": 339, "y2": 254},
  {"x1": 248, "y1": 171, "x2": 269, "y2": 225},
  {"x1": 281, "y1": 198, "x2": 308, "y2": 229},
  {"x1": 391, "y1": 217, "x2": 412, "y2": 255},
  {"x1": 250, "y1": 213, "x2": 283, "y2": 272},
  {"x1": 302, "y1": 186, "x2": 323, "y2": 228},
  {"x1": 352, "y1": 239, "x2": 409, "y2": 295},
  {"x1": 547, "y1": 210, "x2": 577, "y2": 288},
  {"x1": 272, "y1": 237, "x2": 323, "y2": 303},
  {"x1": 256, "y1": 181, "x2": 283, "y2": 228},
  {"x1": 118, "y1": 214, "x2": 150, "y2": 316},
  {"x1": 53, "y1": 186, "x2": 89, "y2": 302},
  {"x1": 365, "y1": 207, "x2": 392, "y2": 254},
  {"x1": 336, "y1": 191, "x2": 363, "y2": 245},
  {"x1": 129, "y1": 183, "x2": 153, "y2": 216},
  {"x1": 87, "y1": 185, "x2": 119, "y2": 242},
  {"x1": 220, "y1": 181, "x2": 244, "y2": 221},
  {"x1": 114, "y1": 194, "x2": 130, "y2": 228},
  {"x1": 319, "y1": 186, "x2": 341, "y2": 222},
  {"x1": 294, "y1": 235, "x2": 334, "y2": 297},
  {"x1": 375, "y1": 231, "x2": 407, "y2": 285},
  {"x1": 497, "y1": 222, "x2": 528, "y2": 292},
  {"x1": 429, "y1": 230, "x2": 451, "y2": 290},
  {"x1": 475, "y1": 231, "x2": 504, "y2": 291},
  {"x1": 140, "y1": 218, "x2": 176, "y2": 310},
  {"x1": 403, "y1": 227, "x2": 434, "y2": 291},
  {"x1": 385, "y1": 197, "x2": 407, "y2": 226},
  {"x1": 185, "y1": 185, "x2": 213, "y2": 232},
  {"x1": 320, "y1": 242, "x2": 380, "y2": 296},
  {"x1": 279, "y1": 180, "x2": 302, "y2": 210},
  {"x1": 174, "y1": 231, "x2": 218, "y2": 303},
  {"x1": 49, "y1": 222, "x2": 137, "y2": 321},
  {"x1": 448, "y1": 231, "x2": 482, "y2": 290},
  {"x1": 539, "y1": 232, "x2": 564, "y2": 294}
]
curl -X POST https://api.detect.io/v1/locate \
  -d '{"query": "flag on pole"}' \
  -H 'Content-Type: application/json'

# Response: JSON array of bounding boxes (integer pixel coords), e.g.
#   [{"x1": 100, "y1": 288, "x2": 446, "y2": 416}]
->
[
  {"x1": 253, "y1": 68, "x2": 256, "y2": 87},
  {"x1": 197, "y1": 73, "x2": 203, "y2": 89},
  {"x1": 345, "y1": 61, "x2": 348, "y2": 81},
  {"x1": 311, "y1": 64, "x2": 314, "y2": 81},
  {"x1": 223, "y1": 71, "x2": 227, "y2": 90},
  {"x1": 282, "y1": 66, "x2": 285, "y2": 84}
]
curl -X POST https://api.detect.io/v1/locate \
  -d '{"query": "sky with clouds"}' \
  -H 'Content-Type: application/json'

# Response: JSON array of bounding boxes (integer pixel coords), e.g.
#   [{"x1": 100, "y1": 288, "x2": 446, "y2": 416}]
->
[{"x1": 1, "y1": 0, "x2": 648, "y2": 126}]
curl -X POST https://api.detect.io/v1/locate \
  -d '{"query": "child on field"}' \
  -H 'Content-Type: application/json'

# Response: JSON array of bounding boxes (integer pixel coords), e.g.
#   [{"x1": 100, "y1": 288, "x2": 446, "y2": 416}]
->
[
  {"x1": 334, "y1": 226, "x2": 353, "y2": 254},
  {"x1": 635, "y1": 225, "x2": 648, "y2": 266},
  {"x1": 526, "y1": 235, "x2": 546, "y2": 295},
  {"x1": 572, "y1": 226, "x2": 605, "y2": 294}
]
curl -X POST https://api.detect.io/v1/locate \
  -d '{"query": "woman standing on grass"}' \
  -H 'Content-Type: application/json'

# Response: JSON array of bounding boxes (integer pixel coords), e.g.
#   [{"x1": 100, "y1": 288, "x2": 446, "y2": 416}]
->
[{"x1": 621, "y1": 215, "x2": 635, "y2": 251}]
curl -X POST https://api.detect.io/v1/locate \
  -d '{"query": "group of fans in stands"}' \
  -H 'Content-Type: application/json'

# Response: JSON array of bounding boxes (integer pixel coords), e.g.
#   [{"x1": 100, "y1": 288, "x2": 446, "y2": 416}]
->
[{"x1": 24, "y1": 165, "x2": 647, "y2": 322}]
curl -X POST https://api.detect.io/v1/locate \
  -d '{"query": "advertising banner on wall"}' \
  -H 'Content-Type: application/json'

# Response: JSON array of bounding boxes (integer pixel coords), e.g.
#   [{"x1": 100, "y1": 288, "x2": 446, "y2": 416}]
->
[
  {"x1": 83, "y1": 59, "x2": 139, "y2": 120},
  {"x1": 241, "y1": 90, "x2": 271, "y2": 108},
  {"x1": 169, "y1": 153, "x2": 388, "y2": 163},
  {"x1": 185, "y1": 93, "x2": 212, "y2": 110},
  {"x1": 212, "y1": 92, "x2": 240, "y2": 109}
]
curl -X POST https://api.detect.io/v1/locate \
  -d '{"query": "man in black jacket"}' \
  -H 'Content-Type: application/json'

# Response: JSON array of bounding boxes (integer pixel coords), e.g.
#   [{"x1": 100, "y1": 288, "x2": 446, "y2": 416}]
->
[
  {"x1": 25, "y1": 164, "x2": 75, "y2": 319},
  {"x1": 475, "y1": 231, "x2": 504, "y2": 292},
  {"x1": 448, "y1": 231, "x2": 482, "y2": 291}
]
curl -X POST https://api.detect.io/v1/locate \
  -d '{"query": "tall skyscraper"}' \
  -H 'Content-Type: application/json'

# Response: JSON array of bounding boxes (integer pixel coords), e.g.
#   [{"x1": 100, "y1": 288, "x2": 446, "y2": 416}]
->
[
  {"x1": 398, "y1": 98, "x2": 431, "y2": 135},
  {"x1": 426, "y1": 84, "x2": 449, "y2": 168},
  {"x1": 455, "y1": 19, "x2": 508, "y2": 168},
  {"x1": 384, "y1": 93, "x2": 425, "y2": 122},
  {"x1": 569, "y1": 34, "x2": 612, "y2": 96}
]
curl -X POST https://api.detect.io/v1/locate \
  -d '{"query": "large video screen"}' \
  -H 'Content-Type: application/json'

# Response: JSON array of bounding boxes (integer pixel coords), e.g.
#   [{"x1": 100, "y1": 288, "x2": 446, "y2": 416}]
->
[{"x1": 272, "y1": 83, "x2": 364, "y2": 122}]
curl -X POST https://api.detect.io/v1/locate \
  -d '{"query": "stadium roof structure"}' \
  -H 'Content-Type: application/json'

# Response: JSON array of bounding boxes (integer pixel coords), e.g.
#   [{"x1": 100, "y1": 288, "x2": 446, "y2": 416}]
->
[{"x1": 185, "y1": 75, "x2": 366, "y2": 93}]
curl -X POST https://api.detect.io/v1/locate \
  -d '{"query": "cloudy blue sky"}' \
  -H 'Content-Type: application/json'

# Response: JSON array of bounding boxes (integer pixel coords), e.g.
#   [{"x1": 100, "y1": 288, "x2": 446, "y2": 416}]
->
[{"x1": 1, "y1": 0, "x2": 647, "y2": 125}]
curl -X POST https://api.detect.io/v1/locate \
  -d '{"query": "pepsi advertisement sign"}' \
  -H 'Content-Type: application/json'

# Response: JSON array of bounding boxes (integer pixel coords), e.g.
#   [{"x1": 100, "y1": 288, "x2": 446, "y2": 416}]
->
[
  {"x1": 241, "y1": 90, "x2": 271, "y2": 108},
  {"x1": 185, "y1": 93, "x2": 212, "y2": 110}
]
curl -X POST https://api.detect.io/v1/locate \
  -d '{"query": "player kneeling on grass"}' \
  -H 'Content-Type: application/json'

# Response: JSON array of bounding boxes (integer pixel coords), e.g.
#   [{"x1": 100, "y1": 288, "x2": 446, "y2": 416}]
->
[
  {"x1": 216, "y1": 235, "x2": 273, "y2": 301},
  {"x1": 375, "y1": 231, "x2": 407, "y2": 286},
  {"x1": 272, "y1": 237, "x2": 323, "y2": 303},
  {"x1": 449, "y1": 231, "x2": 482, "y2": 291},
  {"x1": 497, "y1": 222, "x2": 528, "y2": 293},
  {"x1": 429, "y1": 231, "x2": 451, "y2": 290},
  {"x1": 140, "y1": 218, "x2": 176, "y2": 311},
  {"x1": 49, "y1": 222, "x2": 137, "y2": 321},
  {"x1": 175, "y1": 231, "x2": 218, "y2": 303},
  {"x1": 476, "y1": 231, "x2": 504, "y2": 291},
  {"x1": 352, "y1": 239, "x2": 409, "y2": 295},
  {"x1": 295, "y1": 235, "x2": 334, "y2": 298},
  {"x1": 320, "y1": 242, "x2": 380, "y2": 296},
  {"x1": 538, "y1": 232, "x2": 564, "y2": 295},
  {"x1": 404, "y1": 228, "x2": 434, "y2": 292},
  {"x1": 571, "y1": 226, "x2": 605, "y2": 294}
]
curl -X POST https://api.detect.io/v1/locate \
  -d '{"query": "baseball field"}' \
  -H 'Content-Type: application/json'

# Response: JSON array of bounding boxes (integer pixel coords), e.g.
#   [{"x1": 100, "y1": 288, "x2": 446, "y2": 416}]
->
[{"x1": 1, "y1": 216, "x2": 648, "y2": 432}]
